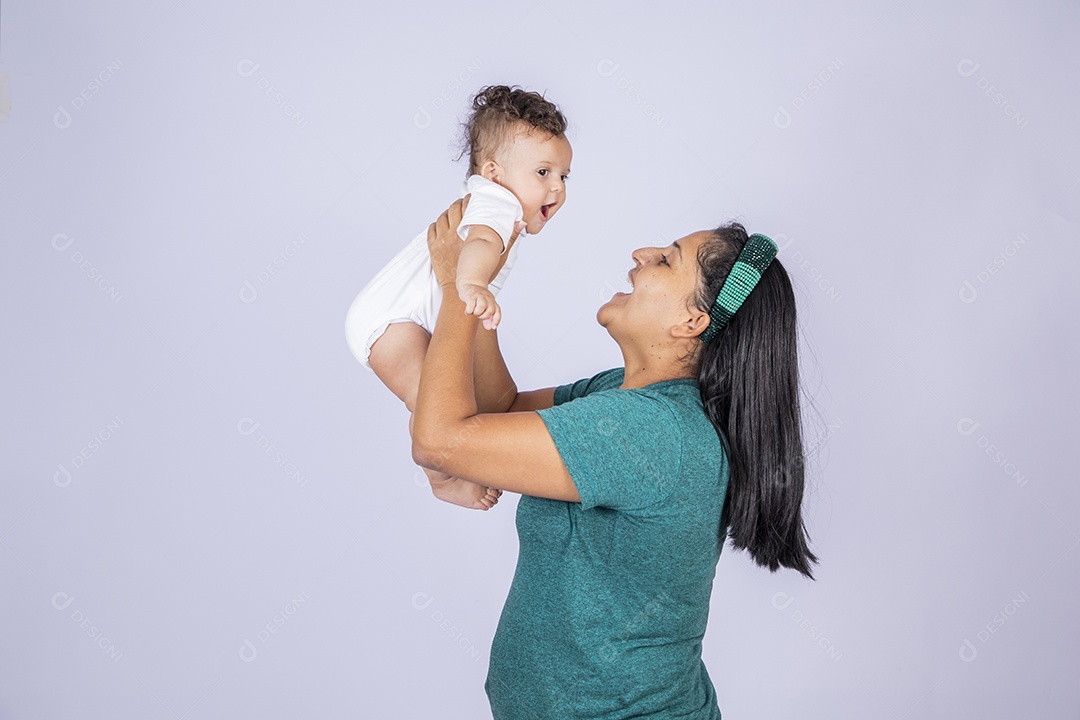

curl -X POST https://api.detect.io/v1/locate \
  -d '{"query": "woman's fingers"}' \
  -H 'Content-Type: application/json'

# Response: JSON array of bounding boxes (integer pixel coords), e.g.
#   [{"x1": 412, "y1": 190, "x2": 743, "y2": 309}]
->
[
  {"x1": 450, "y1": 194, "x2": 469, "y2": 226},
  {"x1": 435, "y1": 208, "x2": 451, "y2": 237},
  {"x1": 437, "y1": 196, "x2": 469, "y2": 238},
  {"x1": 427, "y1": 194, "x2": 481, "y2": 288}
]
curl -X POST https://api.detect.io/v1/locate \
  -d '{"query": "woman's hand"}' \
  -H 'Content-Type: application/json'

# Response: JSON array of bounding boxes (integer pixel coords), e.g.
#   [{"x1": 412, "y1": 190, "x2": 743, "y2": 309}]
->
[{"x1": 426, "y1": 194, "x2": 523, "y2": 288}]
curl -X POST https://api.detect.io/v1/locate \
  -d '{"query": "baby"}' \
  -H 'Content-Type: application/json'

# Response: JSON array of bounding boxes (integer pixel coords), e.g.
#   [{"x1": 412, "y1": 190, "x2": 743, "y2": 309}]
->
[{"x1": 345, "y1": 85, "x2": 572, "y2": 510}]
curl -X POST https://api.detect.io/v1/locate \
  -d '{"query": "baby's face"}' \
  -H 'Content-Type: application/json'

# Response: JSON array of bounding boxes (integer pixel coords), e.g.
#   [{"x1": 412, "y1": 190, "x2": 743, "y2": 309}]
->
[{"x1": 486, "y1": 126, "x2": 573, "y2": 235}]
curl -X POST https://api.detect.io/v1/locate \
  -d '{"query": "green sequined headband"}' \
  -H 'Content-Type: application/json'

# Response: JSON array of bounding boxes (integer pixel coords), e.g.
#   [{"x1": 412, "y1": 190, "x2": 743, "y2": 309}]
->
[{"x1": 699, "y1": 233, "x2": 779, "y2": 344}]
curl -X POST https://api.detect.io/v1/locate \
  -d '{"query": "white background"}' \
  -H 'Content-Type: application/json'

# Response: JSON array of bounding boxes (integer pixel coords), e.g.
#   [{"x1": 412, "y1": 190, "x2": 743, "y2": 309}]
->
[{"x1": 2, "y1": 1, "x2": 1078, "y2": 717}]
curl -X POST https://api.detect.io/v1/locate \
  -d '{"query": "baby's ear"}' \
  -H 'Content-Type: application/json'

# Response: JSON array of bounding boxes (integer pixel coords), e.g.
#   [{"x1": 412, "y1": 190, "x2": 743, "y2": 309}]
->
[{"x1": 480, "y1": 160, "x2": 500, "y2": 182}]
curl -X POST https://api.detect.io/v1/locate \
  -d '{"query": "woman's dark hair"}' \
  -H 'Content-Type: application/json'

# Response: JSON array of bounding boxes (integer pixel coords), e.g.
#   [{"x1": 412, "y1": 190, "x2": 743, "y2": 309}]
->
[
  {"x1": 457, "y1": 85, "x2": 567, "y2": 177},
  {"x1": 688, "y1": 222, "x2": 819, "y2": 580}
]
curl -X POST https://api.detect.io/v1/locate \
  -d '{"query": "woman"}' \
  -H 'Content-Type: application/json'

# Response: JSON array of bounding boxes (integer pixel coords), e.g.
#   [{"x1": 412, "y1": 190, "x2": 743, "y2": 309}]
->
[{"x1": 411, "y1": 197, "x2": 818, "y2": 719}]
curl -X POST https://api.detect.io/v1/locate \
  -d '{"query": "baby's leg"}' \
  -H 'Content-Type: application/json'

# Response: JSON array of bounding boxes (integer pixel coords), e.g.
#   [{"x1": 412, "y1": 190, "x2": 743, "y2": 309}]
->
[
  {"x1": 368, "y1": 321, "x2": 429, "y2": 412},
  {"x1": 369, "y1": 322, "x2": 501, "y2": 511}
]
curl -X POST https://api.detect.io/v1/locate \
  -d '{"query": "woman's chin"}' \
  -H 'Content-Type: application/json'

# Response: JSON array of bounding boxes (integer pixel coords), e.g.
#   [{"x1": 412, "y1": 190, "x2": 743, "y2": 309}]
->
[{"x1": 596, "y1": 295, "x2": 625, "y2": 325}]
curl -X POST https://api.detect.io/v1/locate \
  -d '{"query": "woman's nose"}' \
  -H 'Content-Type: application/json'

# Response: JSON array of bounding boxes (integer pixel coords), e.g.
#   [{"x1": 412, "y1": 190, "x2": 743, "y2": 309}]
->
[{"x1": 631, "y1": 247, "x2": 656, "y2": 265}]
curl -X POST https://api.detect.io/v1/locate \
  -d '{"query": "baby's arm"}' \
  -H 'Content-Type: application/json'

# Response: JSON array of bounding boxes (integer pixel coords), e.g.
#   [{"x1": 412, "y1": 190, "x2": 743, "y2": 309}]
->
[{"x1": 455, "y1": 224, "x2": 505, "y2": 330}]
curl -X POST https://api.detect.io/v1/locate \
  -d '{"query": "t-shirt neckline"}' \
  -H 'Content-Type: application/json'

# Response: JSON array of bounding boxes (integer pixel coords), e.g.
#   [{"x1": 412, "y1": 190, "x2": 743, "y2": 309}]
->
[{"x1": 618, "y1": 375, "x2": 698, "y2": 391}]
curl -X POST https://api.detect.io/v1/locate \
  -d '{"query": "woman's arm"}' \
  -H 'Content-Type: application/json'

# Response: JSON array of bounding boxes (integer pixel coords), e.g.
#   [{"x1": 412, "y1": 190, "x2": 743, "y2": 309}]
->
[
  {"x1": 474, "y1": 325, "x2": 518, "y2": 414},
  {"x1": 434, "y1": 199, "x2": 557, "y2": 416},
  {"x1": 411, "y1": 280, "x2": 579, "y2": 501},
  {"x1": 412, "y1": 204, "x2": 578, "y2": 501},
  {"x1": 476, "y1": 325, "x2": 558, "y2": 412}
]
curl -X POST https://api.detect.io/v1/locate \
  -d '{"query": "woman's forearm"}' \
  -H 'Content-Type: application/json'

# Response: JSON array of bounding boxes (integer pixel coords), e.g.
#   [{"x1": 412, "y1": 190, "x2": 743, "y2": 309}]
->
[
  {"x1": 420, "y1": 198, "x2": 516, "y2": 418},
  {"x1": 414, "y1": 283, "x2": 478, "y2": 456},
  {"x1": 473, "y1": 324, "x2": 517, "y2": 414}
]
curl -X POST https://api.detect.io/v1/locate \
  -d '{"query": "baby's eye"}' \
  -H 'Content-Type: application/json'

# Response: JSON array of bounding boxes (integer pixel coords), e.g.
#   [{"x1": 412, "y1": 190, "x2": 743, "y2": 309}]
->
[
  {"x1": 537, "y1": 169, "x2": 548, "y2": 176},
  {"x1": 560, "y1": 174, "x2": 569, "y2": 182}
]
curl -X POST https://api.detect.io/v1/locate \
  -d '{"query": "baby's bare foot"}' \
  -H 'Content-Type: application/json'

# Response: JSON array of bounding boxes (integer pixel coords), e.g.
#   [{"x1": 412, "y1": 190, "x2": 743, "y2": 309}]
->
[{"x1": 422, "y1": 466, "x2": 502, "y2": 510}]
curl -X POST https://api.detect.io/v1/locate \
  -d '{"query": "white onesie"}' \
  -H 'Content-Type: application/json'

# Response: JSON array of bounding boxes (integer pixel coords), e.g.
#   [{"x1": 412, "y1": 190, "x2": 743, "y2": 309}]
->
[{"x1": 344, "y1": 174, "x2": 524, "y2": 370}]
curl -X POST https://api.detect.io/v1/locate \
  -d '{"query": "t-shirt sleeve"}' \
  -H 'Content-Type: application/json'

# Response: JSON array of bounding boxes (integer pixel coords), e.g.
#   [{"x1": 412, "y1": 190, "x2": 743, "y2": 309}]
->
[
  {"x1": 458, "y1": 176, "x2": 523, "y2": 254},
  {"x1": 535, "y1": 389, "x2": 683, "y2": 511},
  {"x1": 552, "y1": 367, "x2": 625, "y2": 406}
]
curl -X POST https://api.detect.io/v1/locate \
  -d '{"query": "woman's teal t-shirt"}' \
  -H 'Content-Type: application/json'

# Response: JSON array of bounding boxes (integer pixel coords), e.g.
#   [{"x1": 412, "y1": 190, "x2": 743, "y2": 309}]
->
[{"x1": 485, "y1": 366, "x2": 730, "y2": 719}]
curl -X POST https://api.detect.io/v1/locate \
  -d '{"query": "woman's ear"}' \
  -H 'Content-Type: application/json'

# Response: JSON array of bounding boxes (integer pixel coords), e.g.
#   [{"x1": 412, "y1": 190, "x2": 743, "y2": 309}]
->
[{"x1": 678, "y1": 309, "x2": 712, "y2": 340}]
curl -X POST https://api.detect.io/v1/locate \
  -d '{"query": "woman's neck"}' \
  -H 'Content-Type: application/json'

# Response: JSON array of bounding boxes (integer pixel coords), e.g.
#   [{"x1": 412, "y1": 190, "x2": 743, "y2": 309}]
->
[{"x1": 617, "y1": 345, "x2": 697, "y2": 390}]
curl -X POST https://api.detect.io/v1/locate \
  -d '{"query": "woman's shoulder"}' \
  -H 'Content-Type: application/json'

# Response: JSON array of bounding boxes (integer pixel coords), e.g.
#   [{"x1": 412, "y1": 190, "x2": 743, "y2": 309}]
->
[
  {"x1": 553, "y1": 367, "x2": 625, "y2": 405},
  {"x1": 536, "y1": 371, "x2": 726, "y2": 512},
  {"x1": 629, "y1": 381, "x2": 728, "y2": 476},
  {"x1": 549, "y1": 370, "x2": 706, "y2": 447}
]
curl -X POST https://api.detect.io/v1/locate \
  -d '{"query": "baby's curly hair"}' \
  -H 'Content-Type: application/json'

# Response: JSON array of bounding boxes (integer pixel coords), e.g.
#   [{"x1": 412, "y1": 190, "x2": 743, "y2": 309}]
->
[{"x1": 458, "y1": 85, "x2": 567, "y2": 177}]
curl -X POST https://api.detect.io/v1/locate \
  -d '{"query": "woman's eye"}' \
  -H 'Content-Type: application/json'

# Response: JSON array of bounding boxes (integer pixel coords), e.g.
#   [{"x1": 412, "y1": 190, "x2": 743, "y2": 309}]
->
[{"x1": 660, "y1": 254, "x2": 669, "y2": 265}]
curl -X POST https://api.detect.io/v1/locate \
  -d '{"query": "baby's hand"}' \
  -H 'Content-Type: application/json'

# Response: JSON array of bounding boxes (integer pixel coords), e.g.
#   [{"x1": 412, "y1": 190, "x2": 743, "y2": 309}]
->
[{"x1": 458, "y1": 282, "x2": 502, "y2": 330}]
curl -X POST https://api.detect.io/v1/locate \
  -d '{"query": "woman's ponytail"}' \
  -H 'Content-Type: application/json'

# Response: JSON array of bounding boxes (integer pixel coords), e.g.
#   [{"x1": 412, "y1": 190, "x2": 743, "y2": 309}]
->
[{"x1": 691, "y1": 223, "x2": 819, "y2": 579}]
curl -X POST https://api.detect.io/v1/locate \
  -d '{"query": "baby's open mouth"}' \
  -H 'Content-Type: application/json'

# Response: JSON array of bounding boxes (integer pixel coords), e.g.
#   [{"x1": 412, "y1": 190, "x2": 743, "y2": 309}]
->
[{"x1": 540, "y1": 203, "x2": 556, "y2": 220}]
